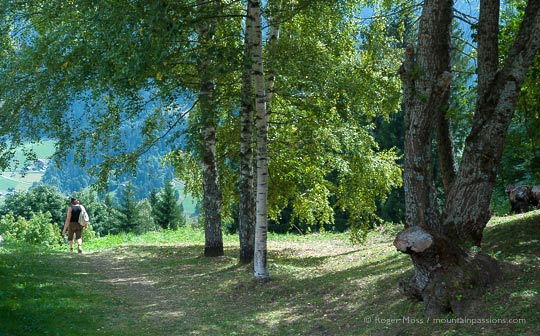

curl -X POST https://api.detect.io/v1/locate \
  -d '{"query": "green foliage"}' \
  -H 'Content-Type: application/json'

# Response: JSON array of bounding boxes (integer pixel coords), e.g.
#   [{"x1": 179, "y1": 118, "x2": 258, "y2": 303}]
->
[
  {"x1": 152, "y1": 180, "x2": 186, "y2": 230},
  {"x1": 0, "y1": 185, "x2": 66, "y2": 227},
  {"x1": 264, "y1": 1, "x2": 403, "y2": 236},
  {"x1": 493, "y1": 3, "x2": 540, "y2": 214},
  {"x1": 117, "y1": 182, "x2": 141, "y2": 233},
  {"x1": 0, "y1": 212, "x2": 61, "y2": 246},
  {"x1": 133, "y1": 199, "x2": 159, "y2": 235},
  {"x1": 0, "y1": 0, "x2": 406, "y2": 237},
  {"x1": 0, "y1": 0, "x2": 198, "y2": 186},
  {"x1": 113, "y1": 182, "x2": 159, "y2": 234}
]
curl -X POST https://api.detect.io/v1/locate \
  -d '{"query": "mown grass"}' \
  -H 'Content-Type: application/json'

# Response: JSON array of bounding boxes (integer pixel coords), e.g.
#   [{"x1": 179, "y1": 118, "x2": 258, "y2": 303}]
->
[
  {"x1": 0, "y1": 242, "x2": 115, "y2": 336},
  {"x1": 1, "y1": 212, "x2": 539, "y2": 336}
]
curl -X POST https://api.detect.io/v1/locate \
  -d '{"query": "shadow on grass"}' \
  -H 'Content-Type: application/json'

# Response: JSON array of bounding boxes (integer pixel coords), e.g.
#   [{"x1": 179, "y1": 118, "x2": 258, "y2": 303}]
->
[
  {"x1": 77, "y1": 242, "x2": 414, "y2": 335},
  {"x1": 484, "y1": 213, "x2": 540, "y2": 259},
  {"x1": 0, "y1": 246, "x2": 114, "y2": 336},
  {"x1": 271, "y1": 248, "x2": 366, "y2": 268}
]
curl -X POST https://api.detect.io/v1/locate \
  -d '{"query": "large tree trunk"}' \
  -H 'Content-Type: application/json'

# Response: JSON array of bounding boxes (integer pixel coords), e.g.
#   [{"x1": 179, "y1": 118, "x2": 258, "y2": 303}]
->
[
  {"x1": 251, "y1": 0, "x2": 270, "y2": 281},
  {"x1": 198, "y1": 0, "x2": 224, "y2": 258},
  {"x1": 394, "y1": 226, "x2": 500, "y2": 316},
  {"x1": 443, "y1": 0, "x2": 540, "y2": 245},
  {"x1": 396, "y1": 0, "x2": 540, "y2": 317},
  {"x1": 200, "y1": 90, "x2": 224, "y2": 257},
  {"x1": 238, "y1": 0, "x2": 256, "y2": 264}
]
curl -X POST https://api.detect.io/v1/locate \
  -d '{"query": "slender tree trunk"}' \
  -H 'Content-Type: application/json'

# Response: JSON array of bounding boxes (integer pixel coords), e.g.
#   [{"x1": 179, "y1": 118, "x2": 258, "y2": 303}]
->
[
  {"x1": 239, "y1": 0, "x2": 281, "y2": 265},
  {"x1": 251, "y1": 0, "x2": 270, "y2": 281},
  {"x1": 395, "y1": 0, "x2": 540, "y2": 317},
  {"x1": 198, "y1": 0, "x2": 224, "y2": 257},
  {"x1": 238, "y1": 0, "x2": 256, "y2": 264},
  {"x1": 264, "y1": 0, "x2": 282, "y2": 108}
]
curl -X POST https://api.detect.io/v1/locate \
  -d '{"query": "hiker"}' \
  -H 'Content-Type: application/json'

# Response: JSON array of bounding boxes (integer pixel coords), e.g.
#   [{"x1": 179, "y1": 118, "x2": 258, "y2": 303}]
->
[{"x1": 62, "y1": 197, "x2": 88, "y2": 253}]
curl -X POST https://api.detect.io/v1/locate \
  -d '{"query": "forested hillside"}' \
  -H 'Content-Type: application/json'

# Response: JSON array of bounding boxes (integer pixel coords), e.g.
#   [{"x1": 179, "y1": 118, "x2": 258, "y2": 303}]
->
[{"x1": 41, "y1": 120, "x2": 177, "y2": 200}]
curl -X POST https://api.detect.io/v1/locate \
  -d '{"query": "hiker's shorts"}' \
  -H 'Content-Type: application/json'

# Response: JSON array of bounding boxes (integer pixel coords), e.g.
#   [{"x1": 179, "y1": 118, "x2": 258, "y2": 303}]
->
[{"x1": 68, "y1": 222, "x2": 83, "y2": 241}]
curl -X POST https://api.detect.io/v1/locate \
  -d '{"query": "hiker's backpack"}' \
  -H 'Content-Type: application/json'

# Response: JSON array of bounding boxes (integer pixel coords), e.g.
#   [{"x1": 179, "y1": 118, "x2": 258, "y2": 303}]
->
[{"x1": 78, "y1": 205, "x2": 90, "y2": 228}]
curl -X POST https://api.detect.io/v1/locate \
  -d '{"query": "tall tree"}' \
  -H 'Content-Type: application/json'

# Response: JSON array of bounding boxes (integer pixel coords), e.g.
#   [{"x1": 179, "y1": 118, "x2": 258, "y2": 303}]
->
[
  {"x1": 117, "y1": 182, "x2": 139, "y2": 233},
  {"x1": 0, "y1": 0, "x2": 243, "y2": 257},
  {"x1": 1, "y1": 0, "x2": 404, "y2": 267},
  {"x1": 396, "y1": 0, "x2": 540, "y2": 317},
  {"x1": 196, "y1": 0, "x2": 224, "y2": 257},
  {"x1": 101, "y1": 193, "x2": 122, "y2": 235},
  {"x1": 250, "y1": 0, "x2": 270, "y2": 281},
  {"x1": 264, "y1": 1, "x2": 402, "y2": 240},
  {"x1": 238, "y1": 0, "x2": 257, "y2": 264}
]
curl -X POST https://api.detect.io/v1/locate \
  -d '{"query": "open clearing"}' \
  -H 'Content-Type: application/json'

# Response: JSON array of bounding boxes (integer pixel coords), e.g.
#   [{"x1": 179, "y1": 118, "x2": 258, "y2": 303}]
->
[{"x1": 1, "y1": 212, "x2": 539, "y2": 335}]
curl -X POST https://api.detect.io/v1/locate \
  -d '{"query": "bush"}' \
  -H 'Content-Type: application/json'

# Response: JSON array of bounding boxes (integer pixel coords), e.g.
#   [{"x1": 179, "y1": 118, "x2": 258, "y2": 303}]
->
[
  {"x1": 0, "y1": 212, "x2": 62, "y2": 247},
  {"x1": 0, "y1": 185, "x2": 66, "y2": 227},
  {"x1": 81, "y1": 224, "x2": 98, "y2": 242}
]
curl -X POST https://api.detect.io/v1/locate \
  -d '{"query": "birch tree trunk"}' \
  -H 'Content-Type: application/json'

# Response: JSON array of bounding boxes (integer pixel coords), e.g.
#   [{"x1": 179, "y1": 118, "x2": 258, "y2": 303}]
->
[
  {"x1": 238, "y1": 0, "x2": 256, "y2": 264},
  {"x1": 395, "y1": 0, "x2": 540, "y2": 317},
  {"x1": 198, "y1": 0, "x2": 224, "y2": 257},
  {"x1": 251, "y1": 0, "x2": 270, "y2": 281},
  {"x1": 239, "y1": 0, "x2": 281, "y2": 265},
  {"x1": 264, "y1": 0, "x2": 282, "y2": 108}
]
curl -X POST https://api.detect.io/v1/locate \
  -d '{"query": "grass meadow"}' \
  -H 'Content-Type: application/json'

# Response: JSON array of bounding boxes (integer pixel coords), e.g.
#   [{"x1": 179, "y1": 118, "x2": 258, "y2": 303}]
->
[
  {"x1": 0, "y1": 140, "x2": 55, "y2": 193},
  {"x1": 1, "y1": 212, "x2": 539, "y2": 335}
]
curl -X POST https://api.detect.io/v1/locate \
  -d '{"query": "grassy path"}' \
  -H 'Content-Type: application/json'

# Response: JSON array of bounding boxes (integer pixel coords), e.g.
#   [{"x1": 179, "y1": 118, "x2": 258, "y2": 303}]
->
[{"x1": 83, "y1": 249, "x2": 175, "y2": 335}]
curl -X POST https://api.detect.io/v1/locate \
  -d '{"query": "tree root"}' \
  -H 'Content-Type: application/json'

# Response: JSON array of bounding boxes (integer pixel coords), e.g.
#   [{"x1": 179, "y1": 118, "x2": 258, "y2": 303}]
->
[{"x1": 394, "y1": 226, "x2": 501, "y2": 317}]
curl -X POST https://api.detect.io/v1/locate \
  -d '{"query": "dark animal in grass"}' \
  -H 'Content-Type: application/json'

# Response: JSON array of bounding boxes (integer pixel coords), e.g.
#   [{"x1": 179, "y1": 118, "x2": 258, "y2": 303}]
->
[
  {"x1": 505, "y1": 185, "x2": 532, "y2": 214},
  {"x1": 530, "y1": 185, "x2": 540, "y2": 208}
]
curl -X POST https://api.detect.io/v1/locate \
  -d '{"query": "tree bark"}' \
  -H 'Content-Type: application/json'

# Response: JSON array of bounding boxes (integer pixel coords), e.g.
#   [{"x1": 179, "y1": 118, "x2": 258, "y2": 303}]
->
[
  {"x1": 396, "y1": 0, "x2": 540, "y2": 317},
  {"x1": 251, "y1": 0, "x2": 270, "y2": 281},
  {"x1": 443, "y1": 0, "x2": 540, "y2": 246},
  {"x1": 436, "y1": 111, "x2": 456, "y2": 194},
  {"x1": 198, "y1": 0, "x2": 224, "y2": 257},
  {"x1": 400, "y1": 0, "x2": 454, "y2": 232},
  {"x1": 238, "y1": 0, "x2": 256, "y2": 264},
  {"x1": 264, "y1": 0, "x2": 282, "y2": 108}
]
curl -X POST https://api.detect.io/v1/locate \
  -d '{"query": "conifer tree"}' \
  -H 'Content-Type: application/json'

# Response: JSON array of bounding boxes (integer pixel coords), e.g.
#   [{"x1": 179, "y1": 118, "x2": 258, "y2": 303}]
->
[
  {"x1": 117, "y1": 182, "x2": 139, "y2": 233},
  {"x1": 153, "y1": 181, "x2": 185, "y2": 230}
]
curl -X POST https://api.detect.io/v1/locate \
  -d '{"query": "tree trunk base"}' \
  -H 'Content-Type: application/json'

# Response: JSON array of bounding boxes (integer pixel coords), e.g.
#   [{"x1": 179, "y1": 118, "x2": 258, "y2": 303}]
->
[
  {"x1": 394, "y1": 226, "x2": 501, "y2": 317},
  {"x1": 254, "y1": 273, "x2": 270, "y2": 283},
  {"x1": 239, "y1": 248, "x2": 254, "y2": 264},
  {"x1": 204, "y1": 245, "x2": 224, "y2": 257}
]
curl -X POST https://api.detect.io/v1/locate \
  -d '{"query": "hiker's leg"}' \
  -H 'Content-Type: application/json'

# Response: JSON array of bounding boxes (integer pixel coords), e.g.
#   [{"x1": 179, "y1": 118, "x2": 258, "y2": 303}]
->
[
  {"x1": 76, "y1": 228, "x2": 83, "y2": 253},
  {"x1": 68, "y1": 228, "x2": 75, "y2": 252}
]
